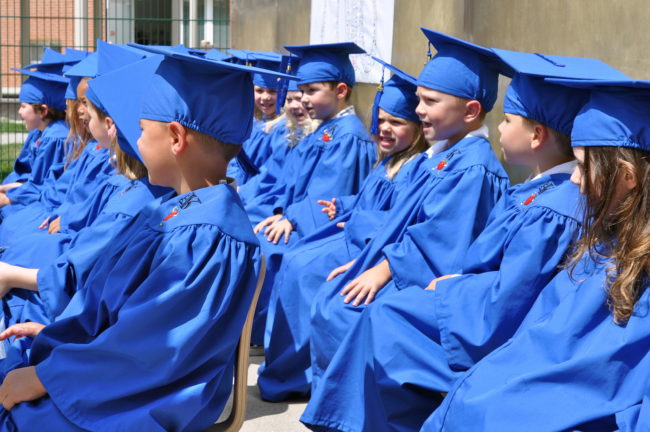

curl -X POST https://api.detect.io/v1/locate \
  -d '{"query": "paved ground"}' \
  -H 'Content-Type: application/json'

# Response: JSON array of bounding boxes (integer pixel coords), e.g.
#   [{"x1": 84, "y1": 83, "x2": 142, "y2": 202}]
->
[{"x1": 218, "y1": 355, "x2": 311, "y2": 432}]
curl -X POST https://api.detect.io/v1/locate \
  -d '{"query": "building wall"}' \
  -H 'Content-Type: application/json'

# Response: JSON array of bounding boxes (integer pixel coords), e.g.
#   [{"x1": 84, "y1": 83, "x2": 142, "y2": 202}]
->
[{"x1": 231, "y1": 0, "x2": 650, "y2": 181}]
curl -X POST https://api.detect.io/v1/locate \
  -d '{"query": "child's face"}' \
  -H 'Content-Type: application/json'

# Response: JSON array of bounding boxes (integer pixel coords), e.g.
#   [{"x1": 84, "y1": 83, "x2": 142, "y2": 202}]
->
[
  {"x1": 137, "y1": 119, "x2": 177, "y2": 187},
  {"x1": 18, "y1": 103, "x2": 42, "y2": 131},
  {"x1": 497, "y1": 113, "x2": 534, "y2": 166},
  {"x1": 87, "y1": 105, "x2": 113, "y2": 148},
  {"x1": 254, "y1": 85, "x2": 277, "y2": 118},
  {"x1": 299, "y1": 82, "x2": 338, "y2": 120},
  {"x1": 415, "y1": 86, "x2": 469, "y2": 142},
  {"x1": 376, "y1": 109, "x2": 418, "y2": 156},
  {"x1": 286, "y1": 90, "x2": 308, "y2": 125},
  {"x1": 76, "y1": 79, "x2": 90, "y2": 129}
]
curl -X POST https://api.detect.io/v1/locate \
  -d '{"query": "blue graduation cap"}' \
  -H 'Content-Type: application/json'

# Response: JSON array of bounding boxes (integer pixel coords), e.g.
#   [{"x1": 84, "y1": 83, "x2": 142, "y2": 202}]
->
[
  {"x1": 205, "y1": 49, "x2": 229, "y2": 61},
  {"x1": 128, "y1": 43, "x2": 297, "y2": 146},
  {"x1": 24, "y1": 46, "x2": 88, "y2": 74},
  {"x1": 370, "y1": 57, "x2": 419, "y2": 134},
  {"x1": 224, "y1": 50, "x2": 282, "y2": 88},
  {"x1": 547, "y1": 79, "x2": 650, "y2": 151},
  {"x1": 86, "y1": 55, "x2": 165, "y2": 161},
  {"x1": 82, "y1": 42, "x2": 151, "y2": 113},
  {"x1": 284, "y1": 42, "x2": 366, "y2": 87},
  {"x1": 12, "y1": 68, "x2": 68, "y2": 111},
  {"x1": 418, "y1": 28, "x2": 501, "y2": 112},
  {"x1": 492, "y1": 49, "x2": 631, "y2": 136}
]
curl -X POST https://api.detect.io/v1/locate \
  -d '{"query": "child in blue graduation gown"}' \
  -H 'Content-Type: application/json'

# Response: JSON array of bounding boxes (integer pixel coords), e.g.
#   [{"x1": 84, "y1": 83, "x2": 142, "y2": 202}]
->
[
  {"x1": 0, "y1": 47, "x2": 292, "y2": 430},
  {"x1": 419, "y1": 81, "x2": 650, "y2": 431},
  {"x1": 306, "y1": 28, "x2": 510, "y2": 393},
  {"x1": 300, "y1": 51, "x2": 630, "y2": 432},
  {"x1": 227, "y1": 52, "x2": 285, "y2": 185},
  {"x1": 0, "y1": 70, "x2": 70, "y2": 216},
  {"x1": 247, "y1": 42, "x2": 378, "y2": 345},
  {"x1": 257, "y1": 59, "x2": 429, "y2": 402},
  {"x1": 0, "y1": 48, "x2": 87, "y2": 188}
]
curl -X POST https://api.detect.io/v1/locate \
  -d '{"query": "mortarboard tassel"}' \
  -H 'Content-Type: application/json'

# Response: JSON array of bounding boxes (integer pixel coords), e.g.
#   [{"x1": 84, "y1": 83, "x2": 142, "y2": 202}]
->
[
  {"x1": 275, "y1": 57, "x2": 293, "y2": 115},
  {"x1": 370, "y1": 68, "x2": 385, "y2": 135},
  {"x1": 235, "y1": 148, "x2": 260, "y2": 177}
]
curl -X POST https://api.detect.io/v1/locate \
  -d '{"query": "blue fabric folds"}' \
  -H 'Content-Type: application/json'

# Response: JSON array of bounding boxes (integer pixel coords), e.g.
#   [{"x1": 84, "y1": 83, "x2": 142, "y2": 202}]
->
[{"x1": 0, "y1": 184, "x2": 261, "y2": 431}]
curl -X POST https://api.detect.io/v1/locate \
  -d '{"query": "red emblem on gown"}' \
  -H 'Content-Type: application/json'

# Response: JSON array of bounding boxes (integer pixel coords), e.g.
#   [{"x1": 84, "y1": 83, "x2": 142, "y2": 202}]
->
[
  {"x1": 35, "y1": 139, "x2": 41, "y2": 147},
  {"x1": 437, "y1": 160, "x2": 447, "y2": 171},
  {"x1": 95, "y1": 144, "x2": 101, "y2": 150},
  {"x1": 322, "y1": 131, "x2": 332, "y2": 142},
  {"x1": 162, "y1": 207, "x2": 179, "y2": 221},
  {"x1": 523, "y1": 193, "x2": 537, "y2": 205}
]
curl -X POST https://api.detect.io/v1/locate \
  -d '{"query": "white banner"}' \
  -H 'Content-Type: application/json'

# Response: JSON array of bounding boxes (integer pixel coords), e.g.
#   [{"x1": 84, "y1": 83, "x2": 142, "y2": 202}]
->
[{"x1": 310, "y1": 0, "x2": 395, "y2": 84}]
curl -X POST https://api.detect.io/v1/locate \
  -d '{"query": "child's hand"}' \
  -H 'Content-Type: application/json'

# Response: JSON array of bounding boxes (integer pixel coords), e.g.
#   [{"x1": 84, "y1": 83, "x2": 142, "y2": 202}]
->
[
  {"x1": 38, "y1": 217, "x2": 50, "y2": 230},
  {"x1": 326, "y1": 259, "x2": 356, "y2": 281},
  {"x1": 253, "y1": 214, "x2": 282, "y2": 234},
  {"x1": 48, "y1": 216, "x2": 61, "y2": 234},
  {"x1": 340, "y1": 259, "x2": 391, "y2": 306},
  {"x1": 0, "y1": 193, "x2": 12, "y2": 208},
  {"x1": 0, "y1": 366, "x2": 47, "y2": 410},
  {"x1": 317, "y1": 198, "x2": 337, "y2": 220},
  {"x1": 425, "y1": 274, "x2": 461, "y2": 291},
  {"x1": 336, "y1": 222, "x2": 346, "y2": 229},
  {"x1": 0, "y1": 183, "x2": 21, "y2": 194},
  {"x1": 264, "y1": 218, "x2": 294, "y2": 244},
  {"x1": 0, "y1": 322, "x2": 45, "y2": 342}
]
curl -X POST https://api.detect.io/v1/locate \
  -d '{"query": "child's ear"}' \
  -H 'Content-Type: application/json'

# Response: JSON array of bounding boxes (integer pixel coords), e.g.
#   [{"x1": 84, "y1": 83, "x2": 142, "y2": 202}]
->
[
  {"x1": 464, "y1": 100, "x2": 482, "y2": 122},
  {"x1": 619, "y1": 160, "x2": 638, "y2": 191},
  {"x1": 335, "y1": 82, "x2": 349, "y2": 100},
  {"x1": 105, "y1": 117, "x2": 117, "y2": 139},
  {"x1": 530, "y1": 124, "x2": 547, "y2": 151},
  {"x1": 168, "y1": 121, "x2": 188, "y2": 155},
  {"x1": 39, "y1": 104, "x2": 49, "y2": 119}
]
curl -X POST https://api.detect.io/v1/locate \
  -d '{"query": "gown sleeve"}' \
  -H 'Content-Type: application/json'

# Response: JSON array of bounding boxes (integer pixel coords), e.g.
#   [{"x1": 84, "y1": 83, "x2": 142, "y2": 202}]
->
[
  {"x1": 384, "y1": 165, "x2": 506, "y2": 289},
  {"x1": 432, "y1": 204, "x2": 580, "y2": 370}
]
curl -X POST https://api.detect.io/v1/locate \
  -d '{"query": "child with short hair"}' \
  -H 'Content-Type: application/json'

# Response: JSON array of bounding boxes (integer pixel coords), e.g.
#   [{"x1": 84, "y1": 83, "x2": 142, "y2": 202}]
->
[
  {"x1": 247, "y1": 42, "x2": 377, "y2": 344},
  {"x1": 421, "y1": 79, "x2": 650, "y2": 431},
  {"x1": 300, "y1": 51, "x2": 630, "y2": 432},
  {"x1": 0, "y1": 47, "x2": 285, "y2": 430},
  {"x1": 0, "y1": 69, "x2": 69, "y2": 212},
  {"x1": 306, "y1": 28, "x2": 510, "y2": 392}
]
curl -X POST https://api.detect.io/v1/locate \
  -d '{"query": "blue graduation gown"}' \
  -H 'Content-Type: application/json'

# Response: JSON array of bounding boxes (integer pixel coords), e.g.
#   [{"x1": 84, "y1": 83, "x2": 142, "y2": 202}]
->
[
  {"x1": 1, "y1": 121, "x2": 69, "y2": 220},
  {"x1": 2, "y1": 129, "x2": 41, "y2": 185},
  {"x1": 614, "y1": 387, "x2": 650, "y2": 431},
  {"x1": 238, "y1": 120, "x2": 292, "y2": 205},
  {"x1": 307, "y1": 135, "x2": 509, "y2": 391},
  {"x1": 0, "y1": 177, "x2": 172, "y2": 378},
  {"x1": 228, "y1": 117, "x2": 287, "y2": 186},
  {"x1": 257, "y1": 156, "x2": 422, "y2": 401},
  {"x1": 0, "y1": 184, "x2": 261, "y2": 432},
  {"x1": 250, "y1": 114, "x2": 377, "y2": 345},
  {"x1": 0, "y1": 166, "x2": 121, "y2": 245},
  {"x1": 6, "y1": 143, "x2": 111, "y2": 212},
  {"x1": 300, "y1": 177, "x2": 582, "y2": 432},
  {"x1": 420, "y1": 254, "x2": 650, "y2": 431}
]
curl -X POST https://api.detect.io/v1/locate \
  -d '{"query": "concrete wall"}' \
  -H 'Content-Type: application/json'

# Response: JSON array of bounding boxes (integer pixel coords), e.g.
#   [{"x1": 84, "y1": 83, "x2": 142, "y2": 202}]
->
[{"x1": 231, "y1": 0, "x2": 650, "y2": 181}]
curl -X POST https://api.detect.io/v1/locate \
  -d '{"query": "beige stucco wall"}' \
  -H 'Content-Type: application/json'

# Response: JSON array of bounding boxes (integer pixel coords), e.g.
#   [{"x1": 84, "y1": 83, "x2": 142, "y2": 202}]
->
[{"x1": 231, "y1": 0, "x2": 650, "y2": 181}]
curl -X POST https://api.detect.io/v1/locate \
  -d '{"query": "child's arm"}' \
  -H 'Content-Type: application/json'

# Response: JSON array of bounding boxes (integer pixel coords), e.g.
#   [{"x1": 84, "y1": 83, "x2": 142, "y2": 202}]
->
[
  {"x1": 0, "y1": 262, "x2": 38, "y2": 298},
  {"x1": 317, "y1": 197, "x2": 338, "y2": 220}
]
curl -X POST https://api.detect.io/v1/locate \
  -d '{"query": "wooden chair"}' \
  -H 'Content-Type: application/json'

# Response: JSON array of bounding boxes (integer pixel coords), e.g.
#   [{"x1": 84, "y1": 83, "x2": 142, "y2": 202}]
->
[{"x1": 208, "y1": 254, "x2": 266, "y2": 432}]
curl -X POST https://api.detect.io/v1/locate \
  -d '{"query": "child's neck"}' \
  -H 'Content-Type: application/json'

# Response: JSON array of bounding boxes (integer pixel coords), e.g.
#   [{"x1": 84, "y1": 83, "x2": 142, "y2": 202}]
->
[
  {"x1": 528, "y1": 155, "x2": 575, "y2": 178},
  {"x1": 445, "y1": 121, "x2": 484, "y2": 148},
  {"x1": 37, "y1": 118, "x2": 52, "y2": 132},
  {"x1": 320, "y1": 100, "x2": 351, "y2": 123}
]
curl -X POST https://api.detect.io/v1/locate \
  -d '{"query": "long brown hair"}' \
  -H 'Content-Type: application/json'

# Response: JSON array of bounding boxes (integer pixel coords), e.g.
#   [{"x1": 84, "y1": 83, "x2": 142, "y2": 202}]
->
[
  {"x1": 375, "y1": 120, "x2": 429, "y2": 180},
  {"x1": 64, "y1": 98, "x2": 93, "y2": 167},
  {"x1": 566, "y1": 146, "x2": 650, "y2": 324}
]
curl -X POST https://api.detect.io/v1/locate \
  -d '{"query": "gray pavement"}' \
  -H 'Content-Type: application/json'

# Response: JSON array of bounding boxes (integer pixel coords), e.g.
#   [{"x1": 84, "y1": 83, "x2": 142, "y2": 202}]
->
[
  {"x1": 218, "y1": 355, "x2": 311, "y2": 432},
  {"x1": 0, "y1": 132, "x2": 27, "y2": 146}
]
